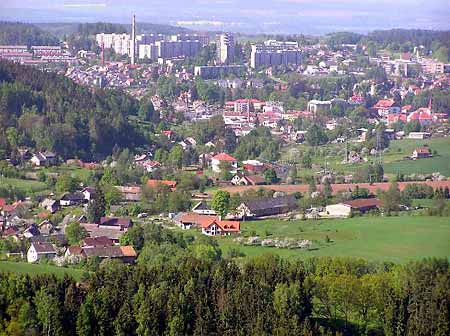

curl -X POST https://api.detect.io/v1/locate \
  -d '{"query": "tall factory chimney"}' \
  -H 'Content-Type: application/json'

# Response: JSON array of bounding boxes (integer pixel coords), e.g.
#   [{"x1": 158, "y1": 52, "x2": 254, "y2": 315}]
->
[{"x1": 131, "y1": 14, "x2": 136, "y2": 65}]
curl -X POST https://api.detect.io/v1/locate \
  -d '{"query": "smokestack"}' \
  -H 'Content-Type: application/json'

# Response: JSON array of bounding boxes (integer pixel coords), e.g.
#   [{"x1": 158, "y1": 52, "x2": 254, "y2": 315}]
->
[
  {"x1": 101, "y1": 42, "x2": 105, "y2": 66},
  {"x1": 131, "y1": 14, "x2": 136, "y2": 65}
]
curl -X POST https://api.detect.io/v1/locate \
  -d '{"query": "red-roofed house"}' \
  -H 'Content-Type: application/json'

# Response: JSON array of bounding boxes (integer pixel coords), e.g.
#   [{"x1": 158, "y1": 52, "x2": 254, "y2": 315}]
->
[
  {"x1": 146, "y1": 179, "x2": 177, "y2": 191},
  {"x1": 386, "y1": 113, "x2": 407, "y2": 126},
  {"x1": 407, "y1": 108, "x2": 434, "y2": 126},
  {"x1": 211, "y1": 153, "x2": 238, "y2": 173},
  {"x1": 175, "y1": 212, "x2": 219, "y2": 230},
  {"x1": 401, "y1": 105, "x2": 413, "y2": 113},
  {"x1": 411, "y1": 147, "x2": 431, "y2": 159},
  {"x1": 201, "y1": 220, "x2": 240, "y2": 236},
  {"x1": 373, "y1": 99, "x2": 400, "y2": 117}
]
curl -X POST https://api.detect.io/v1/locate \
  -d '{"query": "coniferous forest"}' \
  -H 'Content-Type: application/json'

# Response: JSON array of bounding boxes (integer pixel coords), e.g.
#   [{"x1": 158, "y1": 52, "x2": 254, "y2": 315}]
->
[{"x1": 0, "y1": 61, "x2": 145, "y2": 160}]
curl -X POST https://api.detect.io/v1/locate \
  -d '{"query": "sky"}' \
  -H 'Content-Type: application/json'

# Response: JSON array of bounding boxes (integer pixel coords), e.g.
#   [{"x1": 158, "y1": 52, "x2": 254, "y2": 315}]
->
[{"x1": 1, "y1": 0, "x2": 449, "y2": 34}]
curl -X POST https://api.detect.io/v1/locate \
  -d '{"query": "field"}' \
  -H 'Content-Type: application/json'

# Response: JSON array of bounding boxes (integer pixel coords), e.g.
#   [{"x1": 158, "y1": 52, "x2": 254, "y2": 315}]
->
[
  {"x1": 0, "y1": 261, "x2": 85, "y2": 281},
  {"x1": 217, "y1": 216, "x2": 450, "y2": 263},
  {"x1": 0, "y1": 177, "x2": 49, "y2": 194},
  {"x1": 282, "y1": 136, "x2": 450, "y2": 178}
]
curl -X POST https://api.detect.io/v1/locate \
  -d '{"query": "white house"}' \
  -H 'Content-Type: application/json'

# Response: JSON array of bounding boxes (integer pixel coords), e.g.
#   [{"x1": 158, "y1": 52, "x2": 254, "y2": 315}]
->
[
  {"x1": 211, "y1": 153, "x2": 238, "y2": 173},
  {"x1": 27, "y1": 242, "x2": 57, "y2": 263},
  {"x1": 82, "y1": 187, "x2": 96, "y2": 202},
  {"x1": 30, "y1": 151, "x2": 57, "y2": 166}
]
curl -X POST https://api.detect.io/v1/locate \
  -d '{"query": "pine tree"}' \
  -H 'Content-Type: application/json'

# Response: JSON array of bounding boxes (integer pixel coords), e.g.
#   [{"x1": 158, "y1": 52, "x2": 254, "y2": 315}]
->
[{"x1": 87, "y1": 186, "x2": 106, "y2": 223}]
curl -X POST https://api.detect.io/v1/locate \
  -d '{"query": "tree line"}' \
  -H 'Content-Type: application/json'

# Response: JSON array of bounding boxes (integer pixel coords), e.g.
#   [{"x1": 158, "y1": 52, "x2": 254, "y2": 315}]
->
[
  {"x1": 0, "y1": 22, "x2": 59, "y2": 46},
  {"x1": 0, "y1": 223, "x2": 448, "y2": 336}
]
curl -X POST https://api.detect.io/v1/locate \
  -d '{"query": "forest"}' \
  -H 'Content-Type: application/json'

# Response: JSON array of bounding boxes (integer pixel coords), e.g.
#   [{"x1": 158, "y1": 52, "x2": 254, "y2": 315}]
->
[
  {"x1": 0, "y1": 61, "x2": 146, "y2": 160},
  {"x1": 0, "y1": 22, "x2": 59, "y2": 46},
  {"x1": 0, "y1": 223, "x2": 448, "y2": 336}
]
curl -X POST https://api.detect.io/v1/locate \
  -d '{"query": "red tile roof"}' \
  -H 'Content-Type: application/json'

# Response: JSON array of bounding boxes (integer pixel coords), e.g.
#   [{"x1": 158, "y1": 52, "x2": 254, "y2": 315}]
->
[
  {"x1": 374, "y1": 99, "x2": 395, "y2": 109},
  {"x1": 216, "y1": 220, "x2": 240, "y2": 232},
  {"x1": 341, "y1": 198, "x2": 381, "y2": 209},
  {"x1": 414, "y1": 147, "x2": 430, "y2": 154},
  {"x1": 212, "y1": 153, "x2": 237, "y2": 162},
  {"x1": 146, "y1": 179, "x2": 177, "y2": 188}
]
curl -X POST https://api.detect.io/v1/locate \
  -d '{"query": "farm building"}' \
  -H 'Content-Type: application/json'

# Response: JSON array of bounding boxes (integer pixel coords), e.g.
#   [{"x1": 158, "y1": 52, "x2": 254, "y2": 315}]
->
[
  {"x1": 236, "y1": 195, "x2": 297, "y2": 219},
  {"x1": 326, "y1": 198, "x2": 381, "y2": 218}
]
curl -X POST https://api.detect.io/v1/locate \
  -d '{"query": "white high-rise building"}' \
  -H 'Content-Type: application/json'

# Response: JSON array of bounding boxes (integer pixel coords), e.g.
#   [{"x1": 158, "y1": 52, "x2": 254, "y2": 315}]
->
[
  {"x1": 250, "y1": 40, "x2": 301, "y2": 68},
  {"x1": 216, "y1": 33, "x2": 234, "y2": 64}
]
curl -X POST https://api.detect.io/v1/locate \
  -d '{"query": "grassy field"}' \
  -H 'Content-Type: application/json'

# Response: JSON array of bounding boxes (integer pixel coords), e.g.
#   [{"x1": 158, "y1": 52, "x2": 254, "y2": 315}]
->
[
  {"x1": 217, "y1": 216, "x2": 450, "y2": 263},
  {"x1": 0, "y1": 177, "x2": 49, "y2": 194},
  {"x1": 0, "y1": 261, "x2": 85, "y2": 281},
  {"x1": 283, "y1": 136, "x2": 450, "y2": 178}
]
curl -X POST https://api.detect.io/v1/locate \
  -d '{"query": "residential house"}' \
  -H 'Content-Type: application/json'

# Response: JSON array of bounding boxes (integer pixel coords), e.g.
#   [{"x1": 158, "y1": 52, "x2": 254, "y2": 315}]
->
[
  {"x1": 232, "y1": 174, "x2": 266, "y2": 186},
  {"x1": 373, "y1": 99, "x2": 400, "y2": 117},
  {"x1": 30, "y1": 151, "x2": 57, "y2": 166},
  {"x1": 64, "y1": 246, "x2": 84, "y2": 259},
  {"x1": 80, "y1": 223, "x2": 126, "y2": 243},
  {"x1": 24, "y1": 224, "x2": 40, "y2": 238},
  {"x1": 201, "y1": 219, "x2": 240, "y2": 236},
  {"x1": 116, "y1": 186, "x2": 142, "y2": 201},
  {"x1": 27, "y1": 242, "x2": 57, "y2": 263},
  {"x1": 236, "y1": 195, "x2": 297, "y2": 219},
  {"x1": 192, "y1": 202, "x2": 217, "y2": 215},
  {"x1": 82, "y1": 245, "x2": 137, "y2": 263},
  {"x1": 411, "y1": 147, "x2": 431, "y2": 159},
  {"x1": 82, "y1": 236, "x2": 114, "y2": 248},
  {"x1": 147, "y1": 179, "x2": 177, "y2": 191},
  {"x1": 2, "y1": 225, "x2": 19, "y2": 240},
  {"x1": 211, "y1": 153, "x2": 238, "y2": 173},
  {"x1": 99, "y1": 217, "x2": 132, "y2": 230},
  {"x1": 40, "y1": 198, "x2": 59, "y2": 213},
  {"x1": 175, "y1": 212, "x2": 218, "y2": 230},
  {"x1": 60, "y1": 192, "x2": 85, "y2": 206},
  {"x1": 82, "y1": 187, "x2": 96, "y2": 201},
  {"x1": 325, "y1": 198, "x2": 381, "y2": 218},
  {"x1": 407, "y1": 108, "x2": 434, "y2": 126},
  {"x1": 243, "y1": 160, "x2": 265, "y2": 174}
]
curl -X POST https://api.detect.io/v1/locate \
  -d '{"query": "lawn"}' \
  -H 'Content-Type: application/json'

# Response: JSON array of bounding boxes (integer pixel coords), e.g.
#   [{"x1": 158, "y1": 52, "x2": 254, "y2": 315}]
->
[
  {"x1": 283, "y1": 136, "x2": 450, "y2": 178},
  {"x1": 382, "y1": 137, "x2": 450, "y2": 176},
  {"x1": 0, "y1": 177, "x2": 49, "y2": 194},
  {"x1": 0, "y1": 261, "x2": 85, "y2": 281},
  {"x1": 217, "y1": 216, "x2": 450, "y2": 263}
]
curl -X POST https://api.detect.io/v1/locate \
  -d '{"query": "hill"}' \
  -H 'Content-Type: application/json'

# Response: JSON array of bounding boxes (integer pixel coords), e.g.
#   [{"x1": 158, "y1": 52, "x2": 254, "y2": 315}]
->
[
  {"x1": 0, "y1": 60, "x2": 146, "y2": 160},
  {"x1": 0, "y1": 21, "x2": 59, "y2": 46}
]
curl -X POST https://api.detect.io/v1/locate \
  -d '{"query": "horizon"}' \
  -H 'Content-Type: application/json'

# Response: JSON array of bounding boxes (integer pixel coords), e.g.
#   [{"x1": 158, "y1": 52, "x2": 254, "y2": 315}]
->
[{"x1": 1, "y1": 0, "x2": 449, "y2": 35}]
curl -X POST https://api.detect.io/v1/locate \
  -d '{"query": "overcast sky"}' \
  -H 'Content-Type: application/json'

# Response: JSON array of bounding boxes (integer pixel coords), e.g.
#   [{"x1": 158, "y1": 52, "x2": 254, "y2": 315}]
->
[{"x1": 1, "y1": 0, "x2": 449, "y2": 34}]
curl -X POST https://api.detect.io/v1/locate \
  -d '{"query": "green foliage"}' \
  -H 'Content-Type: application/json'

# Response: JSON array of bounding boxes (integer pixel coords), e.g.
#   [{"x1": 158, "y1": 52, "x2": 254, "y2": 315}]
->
[
  {"x1": 264, "y1": 168, "x2": 278, "y2": 184},
  {"x1": 0, "y1": 61, "x2": 144, "y2": 160},
  {"x1": 87, "y1": 186, "x2": 106, "y2": 223},
  {"x1": 378, "y1": 182, "x2": 402, "y2": 215},
  {"x1": 234, "y1": 127, "x2": 281, "y2": 161},
  {"x1": 0, "y1": 22, "x2": 59, "y2": 45},
  {"x1": 211, "y1": 190, "x2": 231, "y2": 218},
  {"x1": 305, "y1": 123, "x2": 328, "y2": 146},
  {"x1": 55, "y1": 174, "x2": 79, "y2": 193},
  {"x1": 65, "y1": 222, "x2": 88, "y2": 245}
]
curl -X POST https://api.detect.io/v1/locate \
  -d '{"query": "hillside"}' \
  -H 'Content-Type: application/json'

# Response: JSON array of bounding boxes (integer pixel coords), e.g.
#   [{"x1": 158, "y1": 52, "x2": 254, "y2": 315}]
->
[
  {"x1": 0, "y1": 61, "x2": 146, "y2": 160},
  {"x1": 0, "y1": 21, "x2": 59, "y2": 46}
]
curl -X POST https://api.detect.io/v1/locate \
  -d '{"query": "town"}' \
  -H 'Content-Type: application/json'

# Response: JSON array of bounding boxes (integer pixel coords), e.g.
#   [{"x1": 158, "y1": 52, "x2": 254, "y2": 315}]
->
[{"x1": 0, "y1": 10, "x2": 449, "y2": 336}]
